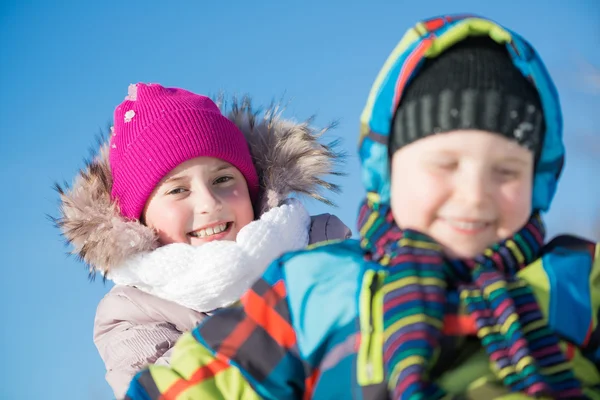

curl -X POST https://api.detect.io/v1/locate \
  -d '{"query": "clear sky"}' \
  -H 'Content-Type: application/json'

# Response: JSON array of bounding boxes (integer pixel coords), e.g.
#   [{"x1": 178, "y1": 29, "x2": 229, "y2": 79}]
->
[{"x1": 1, "y1": 0, "x2": 598, "y2": 398}]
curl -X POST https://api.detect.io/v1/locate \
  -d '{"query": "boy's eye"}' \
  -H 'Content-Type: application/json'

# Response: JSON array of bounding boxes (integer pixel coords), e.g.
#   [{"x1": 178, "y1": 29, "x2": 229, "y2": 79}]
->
[
  {"x1": 433, "y1": 161, "x2": 458, "y2": 170},
  {"x1": 494, "y1": 167, "x2": 519, "y2": 179},
  {"x1": 213, "y1": 175, "x2": 233, "y2": 185},
  {"x1": 166, "y1": 187, "x2": 187, "y2": 195}
]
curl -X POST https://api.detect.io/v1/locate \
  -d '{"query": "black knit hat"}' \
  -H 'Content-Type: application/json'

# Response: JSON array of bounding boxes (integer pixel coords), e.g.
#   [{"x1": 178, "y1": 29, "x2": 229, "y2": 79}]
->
[{"x1": 390, "y1": 37, "x2": 545, "y2": 159}]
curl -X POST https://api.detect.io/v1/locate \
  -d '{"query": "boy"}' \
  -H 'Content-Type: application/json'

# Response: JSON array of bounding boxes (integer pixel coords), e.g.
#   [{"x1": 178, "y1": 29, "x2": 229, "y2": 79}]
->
[{"x1": 125, "y1": 14, "x2": 600, "y2": 399}]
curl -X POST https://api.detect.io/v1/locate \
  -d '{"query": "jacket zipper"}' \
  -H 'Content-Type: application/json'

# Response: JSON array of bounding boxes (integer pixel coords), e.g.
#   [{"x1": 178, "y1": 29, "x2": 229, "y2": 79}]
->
[{"x1": 365, "y1": 272, "x2": 380, "y2": 381}]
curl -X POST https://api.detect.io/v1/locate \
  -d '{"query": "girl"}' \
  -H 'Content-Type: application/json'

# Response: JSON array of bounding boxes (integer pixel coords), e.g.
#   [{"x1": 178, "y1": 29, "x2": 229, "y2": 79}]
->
[{"x1": 56, "y1": 83, "x2": 351, "y2": 398}]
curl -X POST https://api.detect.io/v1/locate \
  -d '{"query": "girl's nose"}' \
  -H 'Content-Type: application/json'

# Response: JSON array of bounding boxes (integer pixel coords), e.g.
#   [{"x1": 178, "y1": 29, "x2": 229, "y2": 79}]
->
[{"x1": 195, "y1": 187, "x2": 222, "y2": 214}]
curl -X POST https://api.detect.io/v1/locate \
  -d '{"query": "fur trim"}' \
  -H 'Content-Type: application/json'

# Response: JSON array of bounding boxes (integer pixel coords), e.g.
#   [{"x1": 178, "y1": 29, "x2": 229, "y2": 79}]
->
[
  {"x1": 54, "y1": 97, "x2": 345, "y2": 275},
  {"x1": 223, "y1": 96, "x2": 344, "y2": 213}
]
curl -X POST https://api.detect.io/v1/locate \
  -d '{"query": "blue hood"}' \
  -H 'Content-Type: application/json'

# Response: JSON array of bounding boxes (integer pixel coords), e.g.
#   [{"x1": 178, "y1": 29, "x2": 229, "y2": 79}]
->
[{"x1": 358, "y1": 14, "x2": 564, "y2": 212}]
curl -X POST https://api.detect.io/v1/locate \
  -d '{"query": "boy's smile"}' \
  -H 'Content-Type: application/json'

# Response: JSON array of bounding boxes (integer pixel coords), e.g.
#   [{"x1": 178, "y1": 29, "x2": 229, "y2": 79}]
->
[
  {"x1": 438, "y1": 217, "x2": 493, "y2": 234},
  {"x1": 390, "y1": 130, "x2": 534, "y2": 259}
]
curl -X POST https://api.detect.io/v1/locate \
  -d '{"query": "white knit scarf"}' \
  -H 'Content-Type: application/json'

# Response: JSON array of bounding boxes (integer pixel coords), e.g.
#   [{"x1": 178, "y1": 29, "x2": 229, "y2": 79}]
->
[{"x1": 106, "y1": 199, "x2": 311, "y2": 312}]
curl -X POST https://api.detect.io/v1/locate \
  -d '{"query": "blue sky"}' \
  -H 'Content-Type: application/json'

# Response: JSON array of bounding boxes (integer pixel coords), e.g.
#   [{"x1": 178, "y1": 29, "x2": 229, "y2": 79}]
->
[{"x1": 1, "y1": 1, "x2": 598, "y2": 398}]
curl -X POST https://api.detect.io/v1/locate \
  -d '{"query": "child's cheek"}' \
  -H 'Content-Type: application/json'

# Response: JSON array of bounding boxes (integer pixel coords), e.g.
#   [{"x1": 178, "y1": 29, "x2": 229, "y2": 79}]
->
[
  {"x1": 497, "y1": 181, "x2": 532, "y2": 238},
  {"x1": 152, "y1": 202, "x2": 190, "y2": 245},
  {"x1": 392, "y1": 169, "x2": 440, "y2": 232}
]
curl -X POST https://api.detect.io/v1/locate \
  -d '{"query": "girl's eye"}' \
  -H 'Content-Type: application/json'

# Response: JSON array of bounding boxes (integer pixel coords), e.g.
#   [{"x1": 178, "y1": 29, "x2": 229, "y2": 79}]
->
[
  {"x1": 213, "y1": 176, "x2": 233, "y2": 185},
  {"x1": 166, "y1": 187, "x2": 187, "y2": 195}
]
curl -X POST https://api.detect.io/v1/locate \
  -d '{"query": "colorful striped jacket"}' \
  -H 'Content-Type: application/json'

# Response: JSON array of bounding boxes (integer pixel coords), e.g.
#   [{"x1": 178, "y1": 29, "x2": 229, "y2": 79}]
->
[
  {"x1": 125, "y1": 14, "x2": 600, "y2": 399},
  {"x1": 125, "y1": 237, "x2": 600, "y2": 399}
]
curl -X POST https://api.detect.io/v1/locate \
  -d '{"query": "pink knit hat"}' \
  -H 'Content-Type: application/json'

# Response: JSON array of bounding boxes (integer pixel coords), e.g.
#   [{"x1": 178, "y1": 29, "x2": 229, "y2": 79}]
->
[{"x1": 109, "y1": 83, "x2": 259, "y2": 220}]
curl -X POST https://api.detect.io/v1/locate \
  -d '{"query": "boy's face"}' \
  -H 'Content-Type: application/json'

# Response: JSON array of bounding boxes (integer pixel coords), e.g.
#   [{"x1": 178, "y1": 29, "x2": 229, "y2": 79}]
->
[
  {"x1": 390, "y1": 130, "x2": 534, "y2": 259},
  {"x1": 143, "y1": 157, "x2": 255, "y2": 246}
]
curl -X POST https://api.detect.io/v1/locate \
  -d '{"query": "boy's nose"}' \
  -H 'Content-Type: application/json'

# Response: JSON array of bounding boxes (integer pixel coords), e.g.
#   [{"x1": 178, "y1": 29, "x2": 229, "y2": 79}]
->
[{"x1": 455, "y1": 171, "x2": 490, "y2": 206}]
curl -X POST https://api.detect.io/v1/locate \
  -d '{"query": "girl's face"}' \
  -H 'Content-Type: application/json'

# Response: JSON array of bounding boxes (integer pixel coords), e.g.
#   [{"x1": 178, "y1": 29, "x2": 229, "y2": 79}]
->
[
  {"x1": 143, "y1": 157, "x2": 255, "y2": 246},
  {"x1": 390, "y1": 130, "x2": 534, "y2": 259}
]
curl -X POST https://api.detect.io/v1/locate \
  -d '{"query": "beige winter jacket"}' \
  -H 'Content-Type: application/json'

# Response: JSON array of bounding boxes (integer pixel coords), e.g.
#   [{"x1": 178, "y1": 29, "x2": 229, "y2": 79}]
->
[
  {"x1": 55, "y1": 98, "x2": 350, "y2": 399},
  {"x1": 93, "y1": 285, "x2": 204, "y2": 397}
]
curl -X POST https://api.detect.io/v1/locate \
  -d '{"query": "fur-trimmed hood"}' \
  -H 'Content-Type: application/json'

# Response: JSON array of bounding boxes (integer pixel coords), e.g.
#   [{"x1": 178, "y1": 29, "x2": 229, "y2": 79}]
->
[{"x1": 55, "y1": 97, "x2": 345, "y2": 276}]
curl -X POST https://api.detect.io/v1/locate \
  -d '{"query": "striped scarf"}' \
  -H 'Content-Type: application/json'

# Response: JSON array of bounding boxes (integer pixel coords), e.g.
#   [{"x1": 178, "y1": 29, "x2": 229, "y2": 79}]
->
[{"x1": 358, "y1": 199, "x2": 583, "y2": 399}]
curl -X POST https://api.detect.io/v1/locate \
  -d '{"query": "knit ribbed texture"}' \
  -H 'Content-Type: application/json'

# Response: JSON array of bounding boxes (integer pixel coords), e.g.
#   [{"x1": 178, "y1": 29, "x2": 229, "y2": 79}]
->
[
  {"x1": 109, "y1": 83, "x2": 259, "y2": 220},
  {"x1": 389, "y1": 37, "x2": 545, "y2": 160}
]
